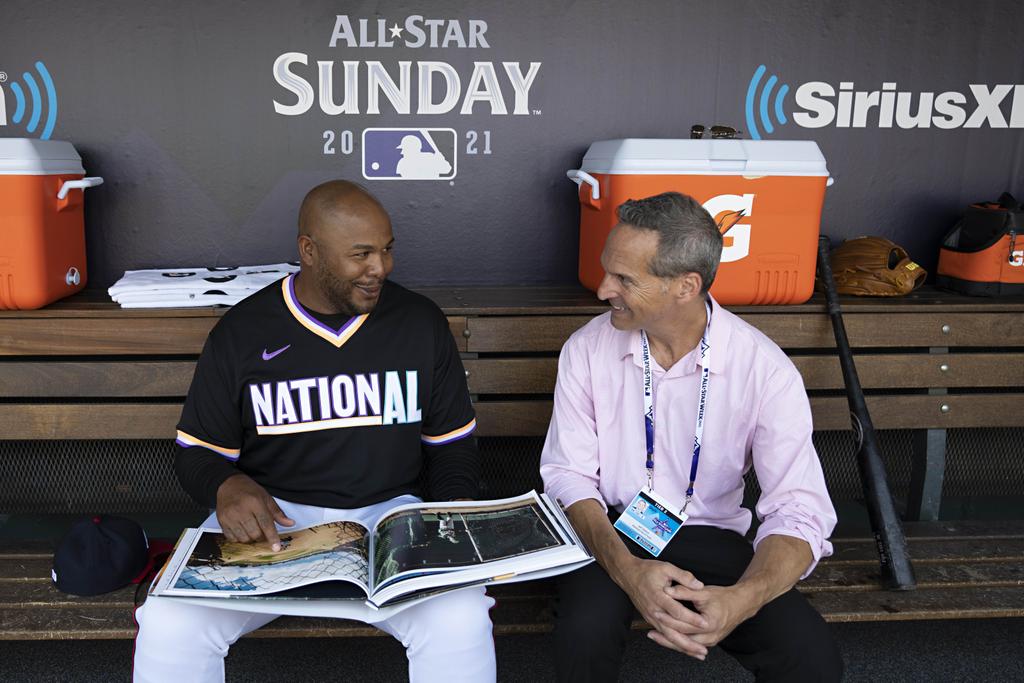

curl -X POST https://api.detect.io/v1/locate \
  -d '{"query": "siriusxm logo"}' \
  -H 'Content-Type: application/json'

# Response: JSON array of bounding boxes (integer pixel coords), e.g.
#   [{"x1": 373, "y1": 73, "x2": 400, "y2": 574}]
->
[
  {"x1": 745, "y1": 64, "x2": 1024, "y2": 138},
  {"x1": 362, "y1": 128, "x2": 456, "y2": 180},
  {"x1": 0, "y1": 61, "x2": 58, "y2": 140}
]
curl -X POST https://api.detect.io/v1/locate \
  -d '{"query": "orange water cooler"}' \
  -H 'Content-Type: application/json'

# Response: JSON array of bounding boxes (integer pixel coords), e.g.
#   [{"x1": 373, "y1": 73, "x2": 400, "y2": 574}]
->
[
  {"x1": 568, "y1": 139, "x2": 832, "y2": 305},
  {"x1": 0, "y1": 139, "x2": 103, "y2": 309}
]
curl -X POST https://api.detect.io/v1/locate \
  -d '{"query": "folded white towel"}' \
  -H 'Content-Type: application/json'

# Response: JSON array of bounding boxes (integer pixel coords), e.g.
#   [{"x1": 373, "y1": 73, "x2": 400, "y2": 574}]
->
[{"x1": 108, "y1": 263, "x2": 299, "y2": 307}]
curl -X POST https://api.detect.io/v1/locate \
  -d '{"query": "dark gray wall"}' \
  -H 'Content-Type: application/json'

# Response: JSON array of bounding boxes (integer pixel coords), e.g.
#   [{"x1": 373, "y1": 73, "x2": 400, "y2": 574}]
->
[{"x1": 3, "y1": 0, "x2": 1022, "y2": 288}]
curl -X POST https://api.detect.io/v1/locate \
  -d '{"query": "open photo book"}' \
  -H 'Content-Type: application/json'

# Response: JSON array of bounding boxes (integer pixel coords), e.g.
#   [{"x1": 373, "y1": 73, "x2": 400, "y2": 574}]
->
[{"x1": 149, "y1": 491, "x2": 591, "y2": 611}]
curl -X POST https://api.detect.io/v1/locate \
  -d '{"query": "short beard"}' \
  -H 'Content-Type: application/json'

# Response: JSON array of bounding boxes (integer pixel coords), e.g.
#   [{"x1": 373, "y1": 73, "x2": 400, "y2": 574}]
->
[{"x1": 313, "y1": 261, "x2": 367, "y2": 317}]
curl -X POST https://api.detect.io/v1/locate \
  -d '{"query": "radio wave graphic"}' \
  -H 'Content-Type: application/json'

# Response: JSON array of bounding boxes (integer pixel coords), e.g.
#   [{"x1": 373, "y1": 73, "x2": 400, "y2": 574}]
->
[
  {"x1": 2, "y1": 61, "x2": 58, "y2": 140},
  {"x1": 745, "y1": 64, "x2": 789, "y2": 140}
]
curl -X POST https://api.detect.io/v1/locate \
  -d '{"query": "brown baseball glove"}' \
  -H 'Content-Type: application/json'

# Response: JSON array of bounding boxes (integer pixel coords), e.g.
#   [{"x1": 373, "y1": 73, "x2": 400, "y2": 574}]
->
[{"x1": 822, "y1": 236, "x2": 927, "y2": 296}]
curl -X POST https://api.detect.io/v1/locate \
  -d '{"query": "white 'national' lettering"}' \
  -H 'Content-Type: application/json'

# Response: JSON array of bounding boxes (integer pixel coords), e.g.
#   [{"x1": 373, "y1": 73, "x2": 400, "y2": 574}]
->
[
  {"x1": 275, "y1": 381, "x2": 299, "y2": 424},
  {"x1": 290, "y1": 378, "x2": 317, "y2": 422},
  {"x1": 331, "y1": 375, "x2": 357, "y2": 418},
  {"x1": 316, "y1": 377, "x2": 332, "y2": 419},
  {"x1": 356, "y1": 373, "x2": 381, "y2": 417},
  {"x1": 250, "y1": 383, "x2": 275, "y2": 426},
  {"x1": 382, "y1": 371, "x2": 407, "y2": 425},
  {"x1": 251, "y1": 370, "x2": 423, "y2": 430},
  {"x1": 406, "y1": 370, "x2": 422, "y2": 422}
]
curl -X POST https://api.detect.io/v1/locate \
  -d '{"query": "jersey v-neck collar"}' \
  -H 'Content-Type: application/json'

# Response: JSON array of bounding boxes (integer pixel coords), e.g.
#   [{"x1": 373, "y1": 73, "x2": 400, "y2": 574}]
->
[{"x1": 280, "y1": 273, "x2": 369, "y2": 348}]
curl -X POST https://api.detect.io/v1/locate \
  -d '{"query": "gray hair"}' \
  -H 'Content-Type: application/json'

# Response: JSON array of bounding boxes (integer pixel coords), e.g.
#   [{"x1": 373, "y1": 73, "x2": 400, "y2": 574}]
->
[{"x1": 616, "y1": 192, "x2": 723, "y2": 294}]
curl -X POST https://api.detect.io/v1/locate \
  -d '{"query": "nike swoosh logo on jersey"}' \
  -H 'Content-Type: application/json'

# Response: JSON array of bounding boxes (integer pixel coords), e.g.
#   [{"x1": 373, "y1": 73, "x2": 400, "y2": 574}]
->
[{"x1": 262, "y1": 344, "x2": 291, "y2": 361}]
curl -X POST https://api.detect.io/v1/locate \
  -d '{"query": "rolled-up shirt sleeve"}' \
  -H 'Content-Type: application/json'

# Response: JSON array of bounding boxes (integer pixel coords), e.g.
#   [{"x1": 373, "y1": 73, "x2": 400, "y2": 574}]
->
[
  {"x1": 540, "y1": 335, "x2": 608, "y2": 512},
  {"x1": 751, "y1": 363, "x2": 837, "y2": 578}
]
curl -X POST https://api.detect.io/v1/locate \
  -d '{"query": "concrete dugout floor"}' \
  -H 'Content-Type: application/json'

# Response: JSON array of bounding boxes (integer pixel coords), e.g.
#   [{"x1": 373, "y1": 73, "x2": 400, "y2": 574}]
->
[{"x1": 4, "y1": 618, "x2": 1024, "y2": 681}]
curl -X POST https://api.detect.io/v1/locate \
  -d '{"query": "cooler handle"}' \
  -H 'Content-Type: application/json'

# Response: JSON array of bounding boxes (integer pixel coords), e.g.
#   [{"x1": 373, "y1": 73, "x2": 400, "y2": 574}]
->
[
  {"x1": 827, "y1": 177, "x2": 835, "y2": 187},
  {"x1": 57, "y1": 176, "x2": 104, "y2": 200},
  {"x1": 566, "y1": 170, "x2": 600, "y2": 201}
]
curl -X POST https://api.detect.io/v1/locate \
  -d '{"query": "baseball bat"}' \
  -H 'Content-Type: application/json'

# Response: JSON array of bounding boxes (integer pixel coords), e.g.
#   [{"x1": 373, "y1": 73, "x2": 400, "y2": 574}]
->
[
  {"x1": 817, "y1": 235, "x2": 917, "y2": 591},
  {"x1": 420, "y1": 129, "x2": 439, "y2": 154}
]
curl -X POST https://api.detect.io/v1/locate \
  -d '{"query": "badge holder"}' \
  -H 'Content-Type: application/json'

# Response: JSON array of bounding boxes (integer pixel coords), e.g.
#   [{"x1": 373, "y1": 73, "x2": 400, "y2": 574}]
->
[{"x1": 613, "y1": 487, "x2": 687, "y2": 558}]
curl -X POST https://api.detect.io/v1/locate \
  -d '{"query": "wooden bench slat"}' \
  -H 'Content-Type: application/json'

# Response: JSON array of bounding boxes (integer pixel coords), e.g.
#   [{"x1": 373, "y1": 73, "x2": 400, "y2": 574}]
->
[
  {"x1": 803, "y1": 561, "x2": 1024, "y2": 591},
  {"x1": 0, "y1": 581, "x2": 135, "y2": 606},
  {"x1": 825, "y1": 537, "x2": 1024, "y2": 564},
  {"x1": 0, "y1": 606, "x2": 137, "y2": 640},
  {"x1": 899, "y1": 519, "x2": 1024, "y2": 539},
  {"x1": 6, "y1": 581, "x2": 1024, "y2": 640},
  {"x1": 0, "y1": 319, "x2": 214, "y2": 356},
  {"x1": 0, "y1": 404, "x2": 183, "y2": 439},
  {"x1": 3, "y1": 393, "x2": 1020, "y2": 439},
  {"x1": 471, "y1": 402, "x2": 553, "y2": 437},
  {"x1": 465, "y1": 317, "x2": 590, "y2": 353},
  {"x1": 463, "y1": 355, "x2": 1024, "y2": 395},
  {"x1": 0, "y1": 319, "x2": 468, "y2": 356},
  {"x1": 474, "y1": 394, "x2": 1024, "y2": 436},
  {"x1": 0, "y1": 558, "x2": 56, "y2": 581},
  {"x1": 7, "y1": 286, "x2": 1023, "y2": 318},
  {"x1": 809, "y1": 394, "x2": 1024, "y2": 430},
  {"x1": 744, "y1": 312, "x2": 1024, "y2": 349},
  {"x1": 464, "y1": 359, "x2": 559, "y2": 395},
  {"x1": 7, "y1": 560, "x2": 1023, "y2": 607},
  {"x1": 0, "y1": 576, "x2": 559, "y2": 602},
  {"x1": 0, "y1": 362, "x2": 196, "y2": 397},
  {"x1": 420, "y1": 286, "x2": 1024, "y2": 316},
  {"x1": 448, "y1": 318, "x2": 468, "y2": 353},
  {"x1": 3, "y1": 353, "x2": 1020, "y2": 399},
  {"x1": 0, "y1": 606, "x2": 382, "y2": 640},
  {"x1": 7, "y1": 522, "x2": 1011, "y2": 560},
  {"x1": 792, "y1": 353, "x2": 1024, "y2": 390},
  {"x1": 465, "y1": 313, "x2": 1024, "y2": 353},
  {"x1": 0, "y1": 593, "x2": 557, "y2": 640},
  {"x1": 804, "y1": 585, "x2": 1024, "y2": 622},
  {"x1": 10, "y1": 536, "x2": 1017, "y2": 602}
]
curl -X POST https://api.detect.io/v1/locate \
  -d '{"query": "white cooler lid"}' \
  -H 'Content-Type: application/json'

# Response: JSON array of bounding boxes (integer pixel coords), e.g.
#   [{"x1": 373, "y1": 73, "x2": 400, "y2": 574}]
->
[
  {"x1": 578, "y1": 139, "x2": 829, "y2": 176},
  {"x1": 0, "y1": 138, "x2": 85, "y2": 175}
]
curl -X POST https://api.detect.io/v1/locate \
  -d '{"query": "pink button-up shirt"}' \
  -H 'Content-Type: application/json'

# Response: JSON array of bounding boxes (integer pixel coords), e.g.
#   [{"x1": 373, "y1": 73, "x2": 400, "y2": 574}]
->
[{"x1": 539, "y1": 300, "x2": 836, "y2": 575}]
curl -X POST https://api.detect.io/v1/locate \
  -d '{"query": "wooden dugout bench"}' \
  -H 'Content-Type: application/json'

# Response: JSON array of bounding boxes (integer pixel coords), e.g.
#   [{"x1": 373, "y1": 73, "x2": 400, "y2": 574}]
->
[{"x1": 1, "y1": 286, "x2": 1024, "y2": 640}]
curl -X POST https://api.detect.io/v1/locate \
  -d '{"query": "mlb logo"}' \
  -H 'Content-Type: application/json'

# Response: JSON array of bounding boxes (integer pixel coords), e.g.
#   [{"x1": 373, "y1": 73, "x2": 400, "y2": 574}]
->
[{"x1": 362, "y1": 128, "x2": 457, "y2": 181}]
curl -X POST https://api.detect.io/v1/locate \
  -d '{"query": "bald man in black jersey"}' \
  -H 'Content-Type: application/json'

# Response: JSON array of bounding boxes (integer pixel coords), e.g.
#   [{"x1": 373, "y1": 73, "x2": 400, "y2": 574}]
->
[{"x1": 134, "y1": 181, "x2": 495, "y2": 683}]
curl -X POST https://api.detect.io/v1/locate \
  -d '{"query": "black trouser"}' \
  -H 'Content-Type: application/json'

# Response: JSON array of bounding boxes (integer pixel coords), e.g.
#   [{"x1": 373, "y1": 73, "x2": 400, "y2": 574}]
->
[{"x1": 552, "y1": 523, "x2": 844, "y2": 682}]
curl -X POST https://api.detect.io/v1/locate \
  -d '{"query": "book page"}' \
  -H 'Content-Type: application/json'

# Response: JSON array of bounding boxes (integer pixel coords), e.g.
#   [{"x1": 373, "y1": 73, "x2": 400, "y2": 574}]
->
[
  {"x1": 371, "y1": 497, "x2": 566, "y2": 590},
  {"x1": 161, "y1": 520, "x2": 372, "y2": 597}
]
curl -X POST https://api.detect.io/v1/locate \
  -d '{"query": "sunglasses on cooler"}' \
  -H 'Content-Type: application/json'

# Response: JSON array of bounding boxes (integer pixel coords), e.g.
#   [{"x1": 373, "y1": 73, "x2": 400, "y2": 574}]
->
[{"x1": 690, "y1": 124, "x2": 743, "y2": 139}]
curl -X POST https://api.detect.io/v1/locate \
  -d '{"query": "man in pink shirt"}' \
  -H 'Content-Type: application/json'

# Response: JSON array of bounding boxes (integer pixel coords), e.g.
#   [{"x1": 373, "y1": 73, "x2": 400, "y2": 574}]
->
[{"x1": 540, "y1": 192, "x2": 842, "y2": 681}]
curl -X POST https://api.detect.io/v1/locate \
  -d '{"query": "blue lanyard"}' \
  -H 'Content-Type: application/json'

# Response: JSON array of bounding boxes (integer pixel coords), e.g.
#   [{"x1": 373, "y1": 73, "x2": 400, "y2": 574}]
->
[{"x1": 640, "y1": 301, "x2": 712, "y2": 511}]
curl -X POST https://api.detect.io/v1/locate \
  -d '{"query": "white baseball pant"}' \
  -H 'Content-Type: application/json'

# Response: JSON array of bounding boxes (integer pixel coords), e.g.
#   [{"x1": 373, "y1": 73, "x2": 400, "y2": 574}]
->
[{"x1": 132, "y1": 495, "x2": 496, "y2": 682}]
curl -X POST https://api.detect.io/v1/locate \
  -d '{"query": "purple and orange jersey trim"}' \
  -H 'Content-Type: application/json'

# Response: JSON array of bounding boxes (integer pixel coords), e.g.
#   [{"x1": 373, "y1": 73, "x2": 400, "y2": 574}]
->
[
  {"x1": 422, "y1": 418, "x2": 476, "y2": 445},
  {"x1": 282, "y1": 274, "x2": 368, "y2": 348},
  {"x1": 175, "y1": 430, "x2": 241, "y2": 461}
]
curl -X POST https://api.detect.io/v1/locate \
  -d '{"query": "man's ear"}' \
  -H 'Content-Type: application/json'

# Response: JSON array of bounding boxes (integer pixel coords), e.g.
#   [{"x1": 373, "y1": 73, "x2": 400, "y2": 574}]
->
[
  {"x1": 297, "y1": 235, "x2": 316, "y2": 266},
  {"x1": 672, "y1": 271, "x2": 704, "y2": 302}
]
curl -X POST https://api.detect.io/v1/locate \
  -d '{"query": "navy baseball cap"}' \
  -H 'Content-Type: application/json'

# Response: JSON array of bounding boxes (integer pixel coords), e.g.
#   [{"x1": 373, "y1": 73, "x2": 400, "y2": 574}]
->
[{"x1": 51, "y1": 515, "x2": 150, "y2": 596}]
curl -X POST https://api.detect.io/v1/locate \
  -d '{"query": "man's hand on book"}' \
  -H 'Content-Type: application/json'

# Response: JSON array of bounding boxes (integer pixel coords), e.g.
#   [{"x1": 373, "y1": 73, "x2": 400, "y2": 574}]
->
[{"x1": 216, "y1": 474, "x2": 295, "y2": 551}]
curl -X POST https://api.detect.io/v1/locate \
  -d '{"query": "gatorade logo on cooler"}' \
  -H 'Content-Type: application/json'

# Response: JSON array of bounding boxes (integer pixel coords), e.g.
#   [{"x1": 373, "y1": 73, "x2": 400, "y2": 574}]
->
[
  {"x1": 703, "y1": 194, "x2": 753, "y2": 263},
  {"x1": 745, "y1": 64, "x2": 1024, "y2": 139}
]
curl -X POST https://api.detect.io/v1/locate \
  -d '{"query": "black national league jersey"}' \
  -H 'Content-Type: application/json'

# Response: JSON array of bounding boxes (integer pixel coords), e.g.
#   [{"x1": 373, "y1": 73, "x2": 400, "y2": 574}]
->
[{"x1": 175, "y1": 274, "x2": 477, "y2": 509}]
